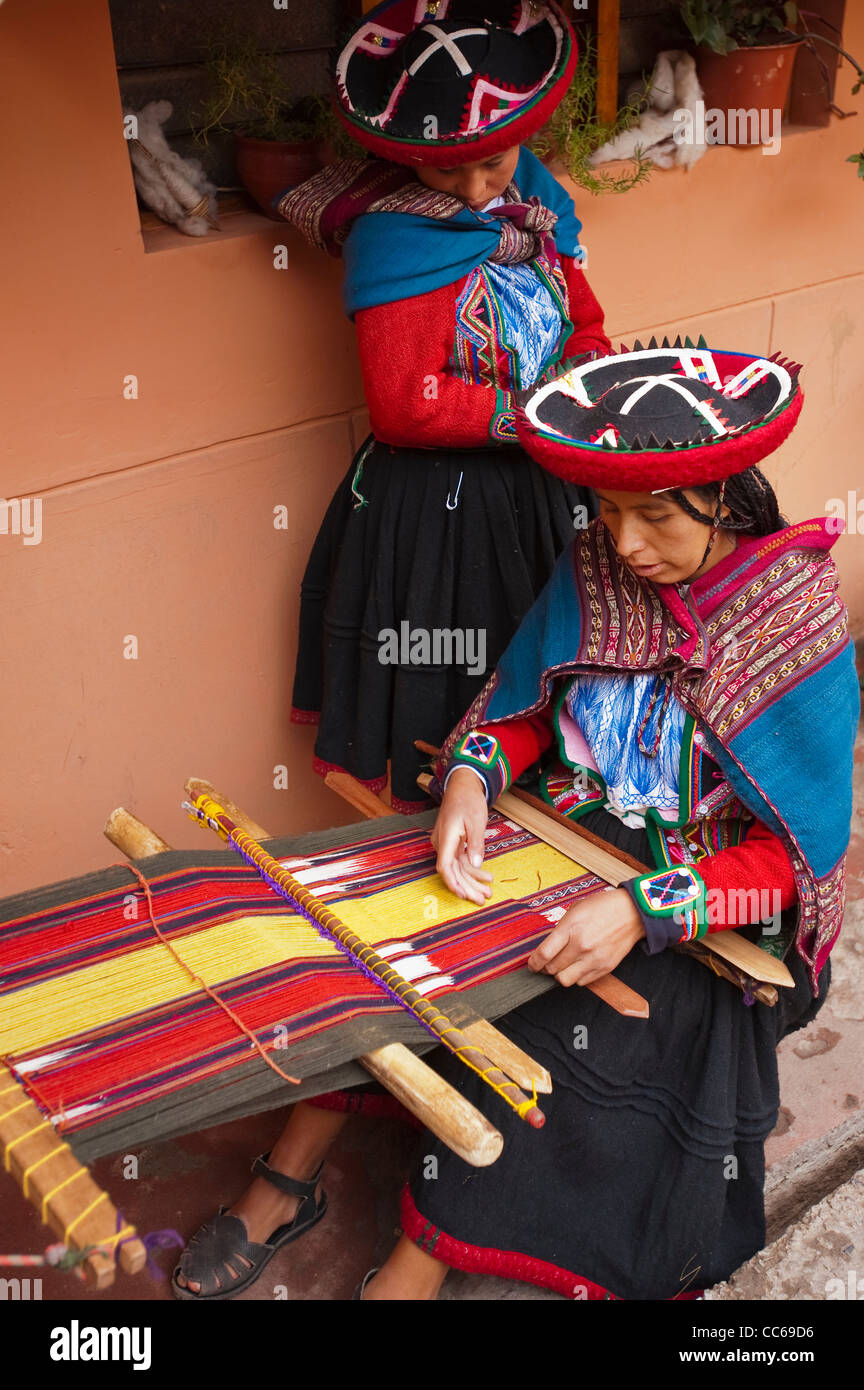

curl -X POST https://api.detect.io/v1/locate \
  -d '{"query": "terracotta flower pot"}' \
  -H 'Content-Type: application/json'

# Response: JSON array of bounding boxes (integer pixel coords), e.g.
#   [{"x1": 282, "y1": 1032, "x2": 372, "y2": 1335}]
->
[
  {"x1": 234, "y1": 134, "x2": 328, "y2": 219},
  {"x1": 696, "y1": 38, "x2": 802, "y2": 143}
]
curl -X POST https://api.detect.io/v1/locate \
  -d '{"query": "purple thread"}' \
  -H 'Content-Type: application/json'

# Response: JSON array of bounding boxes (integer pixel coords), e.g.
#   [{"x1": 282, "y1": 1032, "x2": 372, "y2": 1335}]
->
[
  {"x1": 113, "y1": 1209, "x2": 184, "y2": 1282},
  {"x1": 140, "y1": 1230, "x2": 185, "y2": 1281}
]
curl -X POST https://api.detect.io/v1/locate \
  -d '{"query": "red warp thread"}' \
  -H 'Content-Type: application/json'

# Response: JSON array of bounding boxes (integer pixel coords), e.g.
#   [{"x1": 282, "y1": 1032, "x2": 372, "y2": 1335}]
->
[{"x1": 116, "y1": 863, "x2": 301, "y2": 1085}]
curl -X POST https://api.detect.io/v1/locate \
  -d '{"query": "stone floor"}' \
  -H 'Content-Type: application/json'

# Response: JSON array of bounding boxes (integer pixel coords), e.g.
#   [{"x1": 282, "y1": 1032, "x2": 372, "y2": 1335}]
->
[{"x1": 4, "y1": 734, "x2": 863, "y2": 1304}]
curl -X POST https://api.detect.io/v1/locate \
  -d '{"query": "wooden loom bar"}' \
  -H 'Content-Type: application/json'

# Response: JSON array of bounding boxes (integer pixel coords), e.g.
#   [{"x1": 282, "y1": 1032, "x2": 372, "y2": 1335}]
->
[
  {"x1": 0, "y1": 1066, "x2": 147, "y2": 1288},
  {"x1": 104, "y1": 807, "x2": 170, "y2": 858},
  {"x1": 185, "y1": 780, "x2": 549, "y2": 1129},
  {"x1": 324, "y1": 769, "x2": 553, "y2": 1092},
  {"x1": 498, "y1": 786, "x2": 791, "y2": 998},
  {"x1": 107, "y1": 787, "x2": 506, "y2": 1167}
]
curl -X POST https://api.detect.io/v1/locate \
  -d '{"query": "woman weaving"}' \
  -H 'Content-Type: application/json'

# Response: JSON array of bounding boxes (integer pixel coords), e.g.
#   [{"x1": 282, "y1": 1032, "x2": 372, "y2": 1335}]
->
[{"x1": 175, "y1": 343, "x2": 858, "y2": 1300}]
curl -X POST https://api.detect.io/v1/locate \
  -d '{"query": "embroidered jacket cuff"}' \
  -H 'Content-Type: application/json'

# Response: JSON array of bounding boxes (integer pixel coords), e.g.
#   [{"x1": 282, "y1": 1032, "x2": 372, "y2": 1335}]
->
[
  {"x1": 620, "y1": 864, "x2": 708, "y2": 955},
  {"x1": 446, "y1": 730, "x2": 511, "y2": 805},
  {"x1": 489, "y1": 388, "x2": 517, "y2": 442}
]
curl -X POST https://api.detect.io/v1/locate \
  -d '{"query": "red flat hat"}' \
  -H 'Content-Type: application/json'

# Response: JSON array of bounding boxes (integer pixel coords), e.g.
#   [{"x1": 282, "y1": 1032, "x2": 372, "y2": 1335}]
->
[
  {"x1": 515, "y1": 338, "x2": 804, "y2": 489},
  {"x1": 333, "y1": 0, "x2": 577, "y2": 168}
]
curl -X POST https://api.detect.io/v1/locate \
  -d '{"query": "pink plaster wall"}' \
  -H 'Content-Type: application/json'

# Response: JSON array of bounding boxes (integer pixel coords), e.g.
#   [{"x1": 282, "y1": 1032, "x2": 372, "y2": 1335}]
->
[{"x1": 1, "y1": 0, "x2": 862, "y2": 895}]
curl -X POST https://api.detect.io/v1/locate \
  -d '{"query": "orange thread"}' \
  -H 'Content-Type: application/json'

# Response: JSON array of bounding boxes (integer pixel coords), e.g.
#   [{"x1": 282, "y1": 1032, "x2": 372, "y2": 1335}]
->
[{"x1": 116, "y1": 863, "x2": 300, "y2": 1085}]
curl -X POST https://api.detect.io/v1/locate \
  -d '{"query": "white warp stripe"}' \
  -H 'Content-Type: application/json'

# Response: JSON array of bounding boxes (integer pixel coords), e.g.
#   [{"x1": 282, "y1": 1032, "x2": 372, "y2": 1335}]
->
[
  {"x1": 376, "y1": 941, "x2": 412, "y2": 957},
  {"x1": 53, "y1": 1102, "x2": 102, "y2": 1123},
  {"x1": 419, "y1": 974, "x2": 457, "y2": 995},
  {"x1": 387, "y1": 953, "x2": 443, "y2": 982},
  {"x1": 372, "y1": 942, "x2": 455, "y2": 992},
  {"x1": 276, "y1": 855, "x2": 371, "y2": 893},
  {"x1": 14, "y1": 1048, "x2": 75, "y2": 1074}
]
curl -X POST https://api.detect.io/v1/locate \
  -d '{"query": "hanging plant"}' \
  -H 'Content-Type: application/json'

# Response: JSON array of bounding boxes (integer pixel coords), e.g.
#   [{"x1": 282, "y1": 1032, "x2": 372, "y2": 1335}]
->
[{"x1": 530, "y1": 32, "x2": 654, "y2": 195}]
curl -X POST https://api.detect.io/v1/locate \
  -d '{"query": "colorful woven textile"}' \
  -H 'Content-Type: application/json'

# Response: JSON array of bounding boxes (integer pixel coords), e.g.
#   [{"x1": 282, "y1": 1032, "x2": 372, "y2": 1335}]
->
[{"x1": 0, "y1": 811, "x2": 606, "y2": 1162}]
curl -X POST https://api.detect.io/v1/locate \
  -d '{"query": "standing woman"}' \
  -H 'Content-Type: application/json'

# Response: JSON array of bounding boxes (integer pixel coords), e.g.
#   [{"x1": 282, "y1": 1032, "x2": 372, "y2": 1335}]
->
[
  {"x1": 278, "y1": 0, "x2": 611, "y2": 812},
  {"x1": 172, "y1": 0, "x2": 612, "y2": 1300}
]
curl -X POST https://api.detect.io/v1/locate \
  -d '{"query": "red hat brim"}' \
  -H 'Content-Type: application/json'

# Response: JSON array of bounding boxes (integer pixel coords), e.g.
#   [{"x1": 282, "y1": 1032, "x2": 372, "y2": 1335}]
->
[
  {"x1": 515, "y1": 343, "x2": 804, "y2": 489},
  {"x1": 516, "y1": 388, "x2": 804, "y2": 490}
]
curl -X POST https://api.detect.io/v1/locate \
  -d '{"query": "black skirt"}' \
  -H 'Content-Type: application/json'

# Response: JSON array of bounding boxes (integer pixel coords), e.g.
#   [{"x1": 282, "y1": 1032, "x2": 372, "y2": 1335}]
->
[
  {"x1": 403, "y1": 809, "x2": 830, "y2": 1300},
  {"x1": 291, "y1": 436, "x2": 590, "y2": 810}
]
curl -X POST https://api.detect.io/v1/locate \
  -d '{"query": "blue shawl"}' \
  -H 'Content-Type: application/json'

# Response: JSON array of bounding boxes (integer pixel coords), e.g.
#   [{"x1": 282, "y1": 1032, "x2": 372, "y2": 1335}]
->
[{"x1": 342, "y1": 147, "x2": 583, "y2": 317}]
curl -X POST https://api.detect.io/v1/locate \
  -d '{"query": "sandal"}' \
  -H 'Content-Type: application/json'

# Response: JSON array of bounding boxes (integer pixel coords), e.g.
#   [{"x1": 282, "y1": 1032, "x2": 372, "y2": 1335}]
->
[
  {"x1": 353, "y1": 1267, "x2": 380, "y2": 1301},
  {"x1": 171, "y1": 1153, "x2": 327, "y2": 1301}
]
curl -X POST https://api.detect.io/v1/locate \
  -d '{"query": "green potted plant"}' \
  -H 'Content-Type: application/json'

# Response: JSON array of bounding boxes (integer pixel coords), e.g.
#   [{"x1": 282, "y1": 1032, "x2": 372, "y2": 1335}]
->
[
  {"x1": 195, "y1": 31, "x2": 336, "y2": 219},
  {"x1": 531, "y1": 32, "x2": 654, "y2": 194},
  {"x1": 681, "y1": 3, "x2": 864, "y2": 151},
  {"x1": 680, "y1": 2, "x2": 803, "y2": 125}
]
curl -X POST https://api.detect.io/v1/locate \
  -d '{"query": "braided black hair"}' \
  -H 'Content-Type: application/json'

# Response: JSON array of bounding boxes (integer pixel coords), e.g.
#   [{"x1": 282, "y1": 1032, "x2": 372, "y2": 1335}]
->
[{"x1": 666, "y1": 467, "x2": 787, "y2": 538}]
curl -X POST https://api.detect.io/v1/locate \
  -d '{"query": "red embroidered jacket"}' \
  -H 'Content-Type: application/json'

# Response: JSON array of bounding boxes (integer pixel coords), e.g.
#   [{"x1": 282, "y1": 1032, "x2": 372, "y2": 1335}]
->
[
  {"x1": 448, "y1": 708, "x2": 797, "y2": 938},
  {"x1": 354, "y1": 254, "x2": 610, "y2": 450}
]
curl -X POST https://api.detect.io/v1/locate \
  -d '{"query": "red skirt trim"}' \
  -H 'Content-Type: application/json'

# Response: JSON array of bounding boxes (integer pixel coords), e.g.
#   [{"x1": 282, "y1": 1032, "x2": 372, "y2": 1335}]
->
[
  {"x1": 290, "y1": 706, "x2": 320, "y2": 725},
  {"x1": 304, "y1": 1088, "x2": 422, "y2": 1128},
  {"x1": 390, "y1": 793, "x2": 432, "y2": 815},
  {"x1": 400, "y1": 1186, "x2": 703, "y2": 1301}
]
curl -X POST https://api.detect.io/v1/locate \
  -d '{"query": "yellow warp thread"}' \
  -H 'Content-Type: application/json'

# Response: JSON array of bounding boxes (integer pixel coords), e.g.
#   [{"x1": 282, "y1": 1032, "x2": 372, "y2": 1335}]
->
[
  {"x1": 22, "y1": 1143, "x2": 70, "y2": 1200},
  {"x1": 41, "y1": 1166, "x2": 87, "y2": 1223},
  {"x1": 64, "y1": 1190, "x2": 109, "y2": 1244},
  {"x1": 95, "y1": 1223, "x2": 136, "y2": 1253},
  {"x1": 0, "y1": 842, "x2": 575, "y2": 1058},
  {"x1": 4, "y1": 1119, "x2": 51, "y2": 1170},
  {"x1": 515, "y1": 1079, "x2": 540, "y2": 1120}
]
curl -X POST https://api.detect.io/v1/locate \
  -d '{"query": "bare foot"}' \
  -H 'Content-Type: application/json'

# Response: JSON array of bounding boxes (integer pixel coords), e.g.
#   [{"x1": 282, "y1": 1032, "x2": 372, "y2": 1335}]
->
[{"x1": 360, "y1": 1234, "x2": 448, "y2": 1300}]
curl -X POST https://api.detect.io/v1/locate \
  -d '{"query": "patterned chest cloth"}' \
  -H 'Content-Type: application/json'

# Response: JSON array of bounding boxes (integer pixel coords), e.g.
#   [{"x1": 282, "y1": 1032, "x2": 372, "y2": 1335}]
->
[
  {"x1": 452, "y1": 257, "x2": 568, "y2": 390},
  {"x1": 437, "y1": 517, "x2": 860, "y2": 988},
  {"x1": 561, "y1": 670, "x2": 689, "y2": 825}
]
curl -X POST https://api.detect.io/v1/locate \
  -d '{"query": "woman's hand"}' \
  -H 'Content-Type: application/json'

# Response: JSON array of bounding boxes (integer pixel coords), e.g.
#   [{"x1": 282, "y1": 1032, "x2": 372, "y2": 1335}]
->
[
  {"x1": 527, "y1": 888, "x2": 645, "y2": 986},
  {"x1": 431, "y1": 767, "x2": 493, "y2": 906}
]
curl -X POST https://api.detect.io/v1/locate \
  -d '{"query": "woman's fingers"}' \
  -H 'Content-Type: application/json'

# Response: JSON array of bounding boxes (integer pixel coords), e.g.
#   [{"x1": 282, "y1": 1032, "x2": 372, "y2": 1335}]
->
[
  {"x1": 431, "y1": 773, "x2": 491, "y2": 904},
  {"x1": 436, "y1": 823, "x2": 486, "y2": 903},
  {"x1": 450, "y1": 846, "x2": 493, "y2": 905},
  {"x1": 527, "y1": 891, "x2": 644, "y2": 985},
  {"x1": 527, "y1": 916, "x2": 578, "y2": 971}
]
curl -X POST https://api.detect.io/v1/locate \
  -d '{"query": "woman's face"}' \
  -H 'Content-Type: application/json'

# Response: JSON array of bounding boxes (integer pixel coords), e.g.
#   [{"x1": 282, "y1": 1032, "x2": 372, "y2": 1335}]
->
[
  {"x1": 594, "y1": 488, "x2": 735, "y2": 586},
  {"x1": 416, "y1": 145, "x2": 521, "y2": 209}
]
